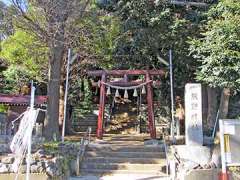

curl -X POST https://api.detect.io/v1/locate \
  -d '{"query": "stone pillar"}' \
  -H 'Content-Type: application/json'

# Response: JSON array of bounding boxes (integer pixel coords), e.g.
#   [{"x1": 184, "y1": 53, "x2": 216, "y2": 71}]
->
[{"x1": 185, "y1": 83, "x2": 203, "y2": 146}]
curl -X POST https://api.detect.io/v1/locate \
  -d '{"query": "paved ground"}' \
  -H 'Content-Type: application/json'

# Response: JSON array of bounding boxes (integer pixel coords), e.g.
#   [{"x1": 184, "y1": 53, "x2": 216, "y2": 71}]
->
[{"x1": 70, "y1": 174, "x2": 169, "y2": 180}]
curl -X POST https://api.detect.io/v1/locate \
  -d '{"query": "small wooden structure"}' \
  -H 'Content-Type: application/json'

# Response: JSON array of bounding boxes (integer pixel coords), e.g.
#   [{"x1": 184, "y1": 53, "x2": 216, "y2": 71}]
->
[
  {"x1": 0, "y1": 94, "x2": 47, "y2": 106},
  {"x1": 88, "y1": 70, "x2": 165, "y2": 139},
  {"x1": 0, "y1": 94, "x2": 47, "y2": 135}
]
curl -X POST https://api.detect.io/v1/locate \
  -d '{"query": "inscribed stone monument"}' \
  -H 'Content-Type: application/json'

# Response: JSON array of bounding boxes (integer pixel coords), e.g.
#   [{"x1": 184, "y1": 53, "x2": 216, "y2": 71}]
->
[{"x1": 185, "y1": 83, "x2": 203, "y2": 145}]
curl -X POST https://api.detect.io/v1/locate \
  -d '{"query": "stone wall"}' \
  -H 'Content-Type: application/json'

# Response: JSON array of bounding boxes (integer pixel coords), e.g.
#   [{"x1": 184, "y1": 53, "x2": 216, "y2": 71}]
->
[
  {"x1": 0, "y1": 140, "x2": 81, "y2": 180},
  {"x1": 0, "y1": 135, "x2": 45, "y2": 154},
  {"x1": 0, "y1": 174, "x2": 49, "y2": 180}
]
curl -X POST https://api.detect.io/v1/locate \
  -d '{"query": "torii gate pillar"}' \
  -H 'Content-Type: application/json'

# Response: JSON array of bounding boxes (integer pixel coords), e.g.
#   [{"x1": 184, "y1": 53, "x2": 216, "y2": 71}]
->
[
  {"x1": 97, "y1": 73, "x2": 106, "y2": 139},
  {"x1": 146, "y1": 73, "x2": 156, "y2": 139}
]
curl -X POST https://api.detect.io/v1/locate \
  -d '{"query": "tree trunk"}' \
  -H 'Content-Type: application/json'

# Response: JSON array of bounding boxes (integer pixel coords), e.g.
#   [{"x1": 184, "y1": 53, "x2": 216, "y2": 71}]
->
[
  {"x1": 218, "y1": 88, "x2": 231, "y2": 119},
  {"x1": 44, "y1": 47, "x2": 63, "y2": 140},
  {"x1": 44, "y1": 1, "x2": 66, "y2": 140},
  {"x1": 207, "y1": 87, "x2": 218, "y2": 129},
  {"x1": 202, "y1": 85, "x2": 208, "y2": 131},
  {"x1": 65, "y1": 105, "x2": 76, "y2": 135}
]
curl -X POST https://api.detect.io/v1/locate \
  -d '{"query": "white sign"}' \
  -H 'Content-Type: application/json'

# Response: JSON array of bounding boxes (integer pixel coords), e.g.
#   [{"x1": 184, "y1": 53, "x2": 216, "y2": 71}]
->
[
  {"x1": 224, "y1": 125, "x2": 235, "y2": 135},
  {"x1": 220, "y1": 119, "x2": 240, "y2": 168},
  {"x1": 185, "y1": 83, "x2": 203, "y2": 146}
]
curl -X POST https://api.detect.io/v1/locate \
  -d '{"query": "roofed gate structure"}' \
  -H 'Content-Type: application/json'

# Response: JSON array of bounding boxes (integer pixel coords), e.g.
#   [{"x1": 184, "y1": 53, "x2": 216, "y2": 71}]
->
[{"x1": 88, "y1": 70, "x2": 165, "y2": 139}]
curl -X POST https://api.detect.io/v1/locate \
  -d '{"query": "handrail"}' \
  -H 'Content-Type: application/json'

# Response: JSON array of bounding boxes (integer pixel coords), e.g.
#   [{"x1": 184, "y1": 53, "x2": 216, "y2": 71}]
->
[
  {"x1": 163, "y1": 139, "x2": 169, "y2": 176},
  {"x1": 75, "y1": 126, "x2": 92, "y2": 176},
  {"x1": 211, "y1": 110, "x2": 219, "y2": 139},
  {"x1": 162, "y1": 132, "x2": 171, "y2": 179}
]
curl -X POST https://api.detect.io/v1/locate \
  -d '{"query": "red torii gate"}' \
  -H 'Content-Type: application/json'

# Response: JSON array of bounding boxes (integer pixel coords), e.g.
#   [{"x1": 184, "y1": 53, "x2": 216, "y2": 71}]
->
[{"x1": 88, "y1": 70, "x2": 165, "y2": 139}]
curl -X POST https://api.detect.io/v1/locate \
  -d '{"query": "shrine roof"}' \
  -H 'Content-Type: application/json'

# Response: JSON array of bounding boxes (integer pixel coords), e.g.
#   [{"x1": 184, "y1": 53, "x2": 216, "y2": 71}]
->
[{"x1": 0, "y1": 94, "x2": 47, "y2": 106}]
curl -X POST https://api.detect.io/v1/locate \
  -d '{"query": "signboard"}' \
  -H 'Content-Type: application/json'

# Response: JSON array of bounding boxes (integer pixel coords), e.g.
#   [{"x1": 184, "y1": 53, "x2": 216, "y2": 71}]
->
[
  {"x1": 185, "y1": 83, "x2": 203, "y2": 146},
  {"x1": 220, "y1": 119, "x2": 240, "y2": 166}
]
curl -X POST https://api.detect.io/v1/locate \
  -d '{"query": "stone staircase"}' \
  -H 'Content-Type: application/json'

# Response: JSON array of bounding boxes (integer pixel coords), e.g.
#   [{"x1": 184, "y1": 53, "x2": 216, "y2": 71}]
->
[
  {"x1": 79, "y1": 135, "x2": 168, "y2": 179},
  {"x1": 105, "y1": 113, "x2": 138, "y2": 134},
  {"x1": 72, "y1": 114, "x2": 98, "y2": 133},
  {"x1": 72, "y1": 107, "x2": 98, "y2": 133},
  {"x1": 104, "y1": 103, "x2": 140, "y2": 134}
]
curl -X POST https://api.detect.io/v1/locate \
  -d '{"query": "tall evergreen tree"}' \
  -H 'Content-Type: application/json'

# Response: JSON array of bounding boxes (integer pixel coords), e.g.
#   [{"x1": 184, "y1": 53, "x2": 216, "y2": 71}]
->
[{"x1": 190, "y1": 0, "x2": 240, "y2": 118}]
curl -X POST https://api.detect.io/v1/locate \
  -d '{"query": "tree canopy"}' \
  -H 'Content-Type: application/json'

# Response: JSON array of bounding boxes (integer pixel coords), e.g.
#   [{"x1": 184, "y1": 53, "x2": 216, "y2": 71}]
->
[
  {"x1": 0, "y1": 30, "x2": 48, "y2": 93},
  {"x1": 190, "y1": 0, "x2": 240, "y2": 90}
]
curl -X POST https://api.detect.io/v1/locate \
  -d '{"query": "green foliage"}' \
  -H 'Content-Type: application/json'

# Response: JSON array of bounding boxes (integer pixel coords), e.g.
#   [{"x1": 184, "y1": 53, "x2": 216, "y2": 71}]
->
[
  {"x1": 93, "y1": 15, "x2": 121, "y2": 69},
  {"x1": 43, "y1": 141, "x2": 60, "y2": 153},
  {"x1": 0, "y1": 105, "x2": 7, "y2": 113},
  {"x1": 2, "y1": 65, "x2": 32, "y2": 93},
  {"x1": 69, "y1": 78, "x2": 93, "y2": 115},
  {"x1": 189, "y1": 0, "x2": 240, "y2": 90},
  {"x1": 68, "y1": 4, "x2": 121, "y2": 110},
  {"x1": 1, "y1": 30, "x2": 47, "y2": 74},
  {"x1": 74, "y1": 6, "x2": 121, "y2": 69},
  {"x1": 96, "y1": 0, "x2": 208, "y2": 96},
  {"x1": 0, "y1": 30, "x2": 48, "y2": 93},
  {"x1": 110, "y1": 1, "x2": 197, "y2": 69}
]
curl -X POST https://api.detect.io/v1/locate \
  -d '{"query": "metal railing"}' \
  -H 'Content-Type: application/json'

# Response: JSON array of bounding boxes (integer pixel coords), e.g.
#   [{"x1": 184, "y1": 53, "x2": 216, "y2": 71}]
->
[
  {"x1": 75, "y1": 126, "x2": 92, "y2": 176},
  {"x1": 163, "y1": 139, "x2": 169, "y2": 177}
]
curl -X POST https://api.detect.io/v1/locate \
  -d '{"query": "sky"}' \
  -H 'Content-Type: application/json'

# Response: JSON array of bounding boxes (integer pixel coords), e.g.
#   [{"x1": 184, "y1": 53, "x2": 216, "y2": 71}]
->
[{"x1": 1, "y1": 0, "x2": 11, "y2": 5}]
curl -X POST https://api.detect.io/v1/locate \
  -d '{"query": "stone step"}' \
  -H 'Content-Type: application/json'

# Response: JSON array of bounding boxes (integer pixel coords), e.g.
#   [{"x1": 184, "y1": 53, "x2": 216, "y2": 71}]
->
[
  {"x1": 75, "y1": 118, "x2": 97, "y2": 121},
  {"x1": 83, "y1": 157, "x2": 166, "y2": 164},
  {"x1": 74, "y1": 128, "x2": 97, "y2": 133},
  {"x1": 70, "y1": 174, "x2": 169, "y2": 180},
  {"x1": 74, "y1": 126, "x2": 97, "y2": 130},
  {"x1": 93, "y1": 141, "x2": 145, "y2": 146},
  {"x1": 103, "y1": 134, "x2": 150, "y2": 139},
  {"x1": 100, "y1": 137, "x2": 149, "y2": 141},
  {"x1": 109, "y1": 137, "x2": 147, "y2": 140},
  {"x1": 80, "y1": 169, "x2": 167, "y2": 176},
  {"x1": 73, "y1": 116, "x2": 97, "y2": 121},
  {"x1": 87, "y1": 144, "x2": 165, "y2": 152},
  {"x1": 73, "y1": 121, "x2": 97, "y2": 126},
  {"x1": 93, "y1": 142, "x2": 144, "y2": 146},
  {"x1": 81, "y1": 162, "x2": 165, "y2": 171},
  {"x1": 85, "y1": 151, "x2": 166, "y2": 158}
]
